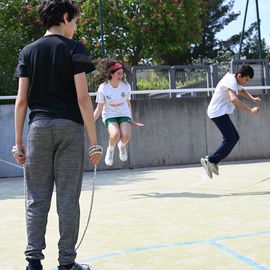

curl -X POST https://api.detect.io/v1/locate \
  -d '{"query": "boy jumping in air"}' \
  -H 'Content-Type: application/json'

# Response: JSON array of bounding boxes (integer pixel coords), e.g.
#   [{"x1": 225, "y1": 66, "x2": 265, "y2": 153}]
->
[{"x1": 201, "y1": 65, "x2": 261, "y2": 178}]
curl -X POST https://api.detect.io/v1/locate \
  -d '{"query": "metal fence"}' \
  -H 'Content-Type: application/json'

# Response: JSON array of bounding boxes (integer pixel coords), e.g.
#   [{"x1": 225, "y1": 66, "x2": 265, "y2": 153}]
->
[
  {"x1": 1, "y1": 59, "x2": 269, "y2": 102},
  {"x1": 130, "y1": 60, "x2": 270, "y2": 99},
  {"x1": 231, "y1": 59, "x2": 270, "y2": 95},
  {"x1": 0, "y1": 65, "x2": 17, "y2": 104}
]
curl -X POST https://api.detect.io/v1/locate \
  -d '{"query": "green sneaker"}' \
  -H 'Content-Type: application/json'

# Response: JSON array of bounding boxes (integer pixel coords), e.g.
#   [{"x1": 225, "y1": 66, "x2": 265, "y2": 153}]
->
[
  {"x1": 211, "y1": 163, "x2": 219, "y2": 175},
  {"x1": 205, "y1": 156, "x2": 219, "y2": 175},
  {"x1": 200, "y1": 156, "x2": 213, "y2": 178}
]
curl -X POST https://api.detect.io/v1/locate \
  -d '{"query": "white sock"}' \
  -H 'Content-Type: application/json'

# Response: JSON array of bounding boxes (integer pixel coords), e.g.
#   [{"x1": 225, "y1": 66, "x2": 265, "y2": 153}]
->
[
  {"x1": 118, "y1": 140, "x2": 126, "y2": 149},
  {"x1": 108, "y1": 143, "x2": 115, "y2": 151}
]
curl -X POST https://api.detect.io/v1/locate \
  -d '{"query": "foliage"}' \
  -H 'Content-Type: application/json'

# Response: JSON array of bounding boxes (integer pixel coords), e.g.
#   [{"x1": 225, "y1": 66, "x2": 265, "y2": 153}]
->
[
  {"x1": 239, "y1": 23, "x2": 269, "y2": 59},
  {"x1": 192, "y1": 0, "x2": 239, "y2": 59},
  {"x1": 176, "y1": 0, "x2": 270, "y2": 64},
  {"x1": 79, "y1": 0, "x2": 207, "y2": 65},
  {"x1": 0, "y1": 0, "x2": 207, "y2": 95},
  {"x1": 136, "y1": 70, "x2": 206, "y2": 90},
  {"x1": 0, "y1": 0, "x2": 43, "y2": 95},
  {"x1": 0, "y1": 0, "x2": 268, "y2": 96},
  {"x1": 219, "y1": 21, "x2": 270, "y2": 60},
  {"x1": 173, "y1": 0, "x2": 240, "y2": 64},
  {"x1": 0, "y1": 0, "x2": 240, "y2": 67},
  {"x1": 136, "y1": 73, "x2": 169, "y2": 90},
  {"x1": 0, "y1": 1, "x2": 43, "y2": 67}
]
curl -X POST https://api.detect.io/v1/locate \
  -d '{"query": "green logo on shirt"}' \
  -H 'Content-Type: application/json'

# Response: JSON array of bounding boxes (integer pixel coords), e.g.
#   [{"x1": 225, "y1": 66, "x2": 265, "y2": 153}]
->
[{"x1": 121, "y1": 92, "x2": 126, "y2": 97}]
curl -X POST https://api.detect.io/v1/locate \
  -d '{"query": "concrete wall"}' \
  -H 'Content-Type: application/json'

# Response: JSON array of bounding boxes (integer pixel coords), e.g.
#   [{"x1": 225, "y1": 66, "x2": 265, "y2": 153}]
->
[{"x1": 1, "y1": 96, "x2": 270, "y2": 178}]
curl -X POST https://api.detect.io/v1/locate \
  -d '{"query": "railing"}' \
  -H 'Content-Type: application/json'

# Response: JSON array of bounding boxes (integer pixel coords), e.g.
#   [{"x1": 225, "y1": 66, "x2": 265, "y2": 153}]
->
[
  {"x1": 1, "y1": 86, "x2": 270, "y2": 101},
  {"x1": 1, "y1": 60, "x2": 269, "y2": 100}
]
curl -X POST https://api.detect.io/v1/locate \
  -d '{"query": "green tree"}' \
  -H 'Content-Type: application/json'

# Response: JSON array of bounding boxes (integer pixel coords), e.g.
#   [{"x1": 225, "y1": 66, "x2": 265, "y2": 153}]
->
[
  {"x1": 0, "y1": 0, "x2": 43, "y2": 95},
  {"x1": 0, "y1": 0, "x2": 207, "y2": 67},
  {"x1": 173, "y1": 0, "x2": 240, "y2": 64},
  {"x1": 218, "y1": 21, "x2": 270, "y2": 60},
  {"x1": 239, "y1": 22, "x2": 269, "y2": 59},
  {"x1": 193, "y1": 0, "x2": 239, "y2": 59},
  {"x1": 188, "y1": 0, "x2": 270, "y2": 63},
  {"x1": 80, "y1": 0, "x2": 206, "y2": 65},
  {"x1": 0, "y1": 0, "x2": 42, "y2": 67}
]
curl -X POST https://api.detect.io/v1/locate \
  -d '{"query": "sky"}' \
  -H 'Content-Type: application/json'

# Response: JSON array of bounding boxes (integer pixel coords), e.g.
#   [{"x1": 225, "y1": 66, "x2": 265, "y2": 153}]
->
[{"x1": 216, "y1": 0, "x2": 270, "y2": 46}]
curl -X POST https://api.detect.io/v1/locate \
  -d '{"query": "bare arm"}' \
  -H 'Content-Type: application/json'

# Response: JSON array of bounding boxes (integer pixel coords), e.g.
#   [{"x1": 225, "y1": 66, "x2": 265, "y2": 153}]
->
[
  {"x1": 74, "y1": 72, "x2": 101, "y2": 165},
  {"x1": 128, "y1": 100, "x2": 144, "y2": 127},
  {"x1": 14, "y1": 77, "x2": 29, "y2": 164},
  {"x1": 93, "y1": 103, "x2": 104, "y2": 121},
  {"x1": 128, "y1": 100, "x2": 132, "y2": 119},
  {"x1": 228, "y1": 89, "x2": 260, "y2": 114},
  {"x1": 239, "y1": 88, "x2": 261, "y2": 104}
]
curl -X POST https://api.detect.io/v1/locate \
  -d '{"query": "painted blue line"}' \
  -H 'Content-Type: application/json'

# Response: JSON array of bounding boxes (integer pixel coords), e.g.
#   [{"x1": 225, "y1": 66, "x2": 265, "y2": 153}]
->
[
  {"x1": 209, "y1": 240, "x2": 268, "y2": 270},
  {"x1": 126, "y1": 240, "x2": 207, "y2": 253},
  {"x1": 125, "y1": 244, "x2": 171, "y2": 253},
  {"x1": 82, "y1": 230, "x2": 270, "y2": 263},
  {"x1": 212, "y1": 230, "x2": 270, "y2": 242},
  {"x1": 174, "y1": 239, "x2": 206, "y2": 246},
  {"x1": 50, "y1": 229, "x2": 270, "y2": 269}
]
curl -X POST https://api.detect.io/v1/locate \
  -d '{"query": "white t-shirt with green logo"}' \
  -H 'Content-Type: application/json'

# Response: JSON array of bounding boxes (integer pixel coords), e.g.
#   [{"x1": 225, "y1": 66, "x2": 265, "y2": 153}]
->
[
  {"x1": 96, "y1": 81, "x2": 132, "y2": 122},
  {"x1": 207, "y1": 73, "x2": 242, "y2": 119}
]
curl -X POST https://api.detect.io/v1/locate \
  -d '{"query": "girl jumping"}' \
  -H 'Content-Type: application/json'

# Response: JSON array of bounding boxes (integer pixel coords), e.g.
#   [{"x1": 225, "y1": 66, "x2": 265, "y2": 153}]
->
[{"x1": 94, "y1": 58, "x2": 143, "y2": 166}]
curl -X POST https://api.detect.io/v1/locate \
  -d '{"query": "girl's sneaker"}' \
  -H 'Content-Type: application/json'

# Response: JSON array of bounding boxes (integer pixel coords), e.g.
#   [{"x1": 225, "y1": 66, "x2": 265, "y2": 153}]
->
[
  {"x1": 117, "y1": 142, "x2": 128, "y2": 162},
  {"x1": 105, "y1": 147, "x2": 114, "y2": 166}
]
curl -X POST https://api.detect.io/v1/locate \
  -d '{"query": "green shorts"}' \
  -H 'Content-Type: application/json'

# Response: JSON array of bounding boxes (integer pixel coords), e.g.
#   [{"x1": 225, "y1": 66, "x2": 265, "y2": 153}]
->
[{"x1": 104, "y1": 117, "x2": 132, "y2": 128}]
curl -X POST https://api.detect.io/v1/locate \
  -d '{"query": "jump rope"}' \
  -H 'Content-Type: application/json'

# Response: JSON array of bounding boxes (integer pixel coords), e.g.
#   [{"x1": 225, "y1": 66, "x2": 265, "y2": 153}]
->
[
  {"x1": 2, "y1": 145, "x2": 270, "y2": 249},
  {"x1": 0, "y1": 122, "x2": 144, "y2": 249},
  {"x1": 9, "y1": 144, "x2": 103, "y2": 251}
]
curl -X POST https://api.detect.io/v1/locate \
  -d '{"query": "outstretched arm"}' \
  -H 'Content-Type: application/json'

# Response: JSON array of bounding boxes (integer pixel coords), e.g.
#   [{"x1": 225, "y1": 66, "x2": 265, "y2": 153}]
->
[
  {"x1": 128, "y1": 100, "x2": 144, "y2": 127},
  {"x1": 229, "y1": 89, "x2": 260, "y2": 114},
  {"x1": 128, "y1": 100, "x2": 133, "y2": 119},
  {"x1": 239, "y1": 88, "x2": 261, "y2": 104},
  {"x1": 93, "y1": 103, "x2": 104, "y2": 121}
]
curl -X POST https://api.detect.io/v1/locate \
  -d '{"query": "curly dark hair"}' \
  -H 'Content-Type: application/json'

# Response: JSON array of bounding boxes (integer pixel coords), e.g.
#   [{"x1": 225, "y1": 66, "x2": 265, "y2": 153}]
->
[
  {"x1": 95, "y1": 56, "x2": 131, "y2": 85},
  {"x1": 38, "y1": 0, "x2": 80, "y2": 29}
]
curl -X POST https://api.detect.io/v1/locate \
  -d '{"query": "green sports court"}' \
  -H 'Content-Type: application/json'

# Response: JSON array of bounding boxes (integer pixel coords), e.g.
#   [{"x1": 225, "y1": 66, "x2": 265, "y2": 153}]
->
[{"x1": 1, "y1": 160, "x2": 270, "y2": 270}]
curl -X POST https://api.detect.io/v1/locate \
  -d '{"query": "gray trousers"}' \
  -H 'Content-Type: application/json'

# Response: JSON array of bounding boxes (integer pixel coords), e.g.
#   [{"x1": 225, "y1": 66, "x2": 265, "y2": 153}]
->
[{"x1": 24, "y1": 119, "x2": 85, "y2": 265}]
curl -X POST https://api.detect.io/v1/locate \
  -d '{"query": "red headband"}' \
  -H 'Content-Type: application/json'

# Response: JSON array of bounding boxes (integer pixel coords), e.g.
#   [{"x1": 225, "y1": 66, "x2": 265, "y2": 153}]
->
[{"x1": 111, "y1": 63, "x2": 123, "y2": 73}]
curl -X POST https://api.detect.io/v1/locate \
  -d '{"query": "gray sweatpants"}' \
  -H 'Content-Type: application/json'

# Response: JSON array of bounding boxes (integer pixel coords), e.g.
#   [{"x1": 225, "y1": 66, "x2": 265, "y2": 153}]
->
[{"x1": 24, "y1": 119, "x2": 85, "y2": 265}]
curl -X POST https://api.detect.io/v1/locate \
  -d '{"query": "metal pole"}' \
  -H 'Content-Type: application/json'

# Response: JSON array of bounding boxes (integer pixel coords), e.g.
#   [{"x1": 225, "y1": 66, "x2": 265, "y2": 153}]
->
[
  {"x1": 238, "y1": 0, "x2": 249, "y2": 59},
  {"x1": 98, "y1": 0, "x2": 105, "y2": 57},
  {"x1": 255, "y1": 0, "x2": 262, "y2": 59}
]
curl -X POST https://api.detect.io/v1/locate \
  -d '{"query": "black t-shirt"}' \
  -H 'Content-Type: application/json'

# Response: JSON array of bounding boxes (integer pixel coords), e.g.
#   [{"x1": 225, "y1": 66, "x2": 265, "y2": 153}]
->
[{"x1": 15, "y1": 34, "x2": 95, "y2": 125}]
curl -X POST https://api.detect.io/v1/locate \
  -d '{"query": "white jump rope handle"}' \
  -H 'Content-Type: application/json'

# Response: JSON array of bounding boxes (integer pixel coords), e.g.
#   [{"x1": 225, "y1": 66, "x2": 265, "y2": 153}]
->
[{"x1": 12, "y1": 146, "x2": 24, "y2": 157}]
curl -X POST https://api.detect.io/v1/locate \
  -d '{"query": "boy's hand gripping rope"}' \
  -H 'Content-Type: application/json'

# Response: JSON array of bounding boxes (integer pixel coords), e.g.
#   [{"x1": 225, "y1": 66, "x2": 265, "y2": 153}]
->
[
  {"x1": 11, "y1": 146, "x2": 24, "y2": 157},
  {"x1": 88, "y1": 144, "x2": 103, "y2": 157},
  {"x1": 76, "y1": 144, "x2": 103, "y2": 251}
]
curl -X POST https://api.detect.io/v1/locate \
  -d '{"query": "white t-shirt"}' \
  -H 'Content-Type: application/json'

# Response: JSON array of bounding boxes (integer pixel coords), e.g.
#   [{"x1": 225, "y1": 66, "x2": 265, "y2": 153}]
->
[
  {"x1": 207, "y1": 73, "x2": 242, "y2": 119},
  {"x1": 96, "y1": 81, "x2": 132, "y2": 122}
]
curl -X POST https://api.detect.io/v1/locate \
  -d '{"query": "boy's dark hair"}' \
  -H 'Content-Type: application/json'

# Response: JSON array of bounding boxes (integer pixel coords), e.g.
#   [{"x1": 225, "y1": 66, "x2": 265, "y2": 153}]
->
[
  {"x1": 235, "y1": 65, "x2": 254, "y2": 79},
  {"x1": 38, "y1": 0, "x2": 80, "y2": 29}
]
